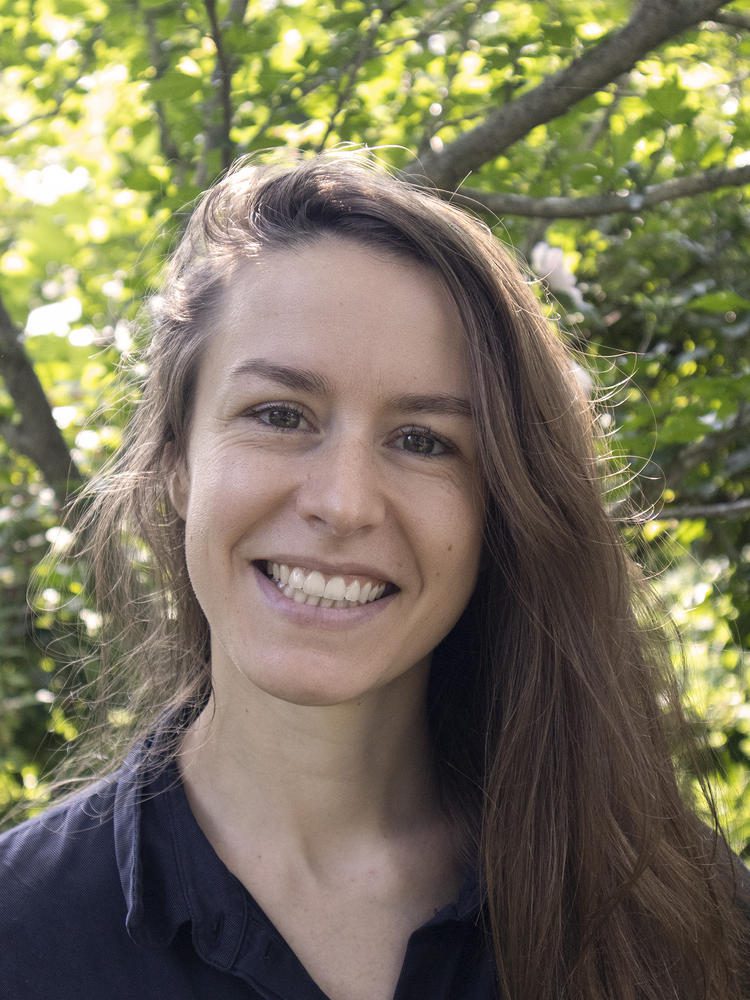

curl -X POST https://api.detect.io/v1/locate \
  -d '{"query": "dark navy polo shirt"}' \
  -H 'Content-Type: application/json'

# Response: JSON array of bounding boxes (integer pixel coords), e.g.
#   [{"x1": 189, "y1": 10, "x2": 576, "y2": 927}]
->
[{"x1": 0, "y1": 749, "x2": 498, "y2": 999}]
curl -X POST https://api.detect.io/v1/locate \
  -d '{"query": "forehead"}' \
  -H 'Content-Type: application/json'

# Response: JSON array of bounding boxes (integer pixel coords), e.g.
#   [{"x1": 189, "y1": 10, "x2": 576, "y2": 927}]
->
[{"x1": 201, "y1": 236, "x2": 470, "y2": 398}]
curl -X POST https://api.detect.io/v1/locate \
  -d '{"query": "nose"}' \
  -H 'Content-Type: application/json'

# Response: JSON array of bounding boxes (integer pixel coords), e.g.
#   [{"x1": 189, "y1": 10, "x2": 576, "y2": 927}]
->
[{"x1": 295, "y1": 435, "x2": 387, "y2": 537}]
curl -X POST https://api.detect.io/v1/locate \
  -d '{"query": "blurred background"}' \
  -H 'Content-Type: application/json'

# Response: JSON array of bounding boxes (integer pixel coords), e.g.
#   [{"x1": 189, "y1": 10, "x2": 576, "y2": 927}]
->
[{"x1": 0, "y1": 0, "x2": 748, "y2": 850}]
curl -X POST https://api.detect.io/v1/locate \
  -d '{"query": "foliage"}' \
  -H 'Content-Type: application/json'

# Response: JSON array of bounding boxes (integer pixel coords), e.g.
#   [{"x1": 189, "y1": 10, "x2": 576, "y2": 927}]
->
[{"x1": 0, "y1": 0, "x2": 748, "y2": 847}]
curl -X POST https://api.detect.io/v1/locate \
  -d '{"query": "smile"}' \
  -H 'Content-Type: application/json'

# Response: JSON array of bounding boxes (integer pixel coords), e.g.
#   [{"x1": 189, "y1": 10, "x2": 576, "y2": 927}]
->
[{"x1": 263, "y1": 561, "x2": 392, "y2": 609}]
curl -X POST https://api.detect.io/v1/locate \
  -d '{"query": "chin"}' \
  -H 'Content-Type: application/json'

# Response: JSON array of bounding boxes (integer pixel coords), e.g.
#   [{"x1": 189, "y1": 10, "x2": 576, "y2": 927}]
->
[
  {"x1": 232, "y1": 656, "x2": 385, "y2": 708},
  {"x1": 254, "y1": 676, "x2": 377, "y2": 709},
  {"x1": 214, "y1": 641, "x2": 432, "y2": 711}
]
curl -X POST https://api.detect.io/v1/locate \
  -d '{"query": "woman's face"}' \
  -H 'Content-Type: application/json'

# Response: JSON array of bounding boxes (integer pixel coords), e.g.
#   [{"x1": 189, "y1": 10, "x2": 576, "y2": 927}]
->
[{"x1": 171, "y1": 236, "x2": 484, "y2": 708}]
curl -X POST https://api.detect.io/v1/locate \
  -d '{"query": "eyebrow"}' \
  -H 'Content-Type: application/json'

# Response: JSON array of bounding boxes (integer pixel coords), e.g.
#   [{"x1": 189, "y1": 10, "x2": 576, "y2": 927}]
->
[
  {"x1": 227, "y1": 359, "x2": 331, "y2": 395},
  {"x1": 226, "y1": 358, "x2": 472, "y2": 418},
  {"x1": 391, "y1": 392, "x2": 472, "y2": 418}
]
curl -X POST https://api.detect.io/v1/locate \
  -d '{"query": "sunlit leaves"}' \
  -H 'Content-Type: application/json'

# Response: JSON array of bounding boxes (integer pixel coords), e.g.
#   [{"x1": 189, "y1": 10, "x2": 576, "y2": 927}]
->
[{"x1": 0, "y1": 0, "x2": 748, "y2": 837}]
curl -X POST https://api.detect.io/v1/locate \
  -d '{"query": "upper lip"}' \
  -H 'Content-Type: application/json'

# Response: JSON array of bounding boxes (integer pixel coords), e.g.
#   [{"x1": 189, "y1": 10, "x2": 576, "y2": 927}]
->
[{"x1": 256, "y1": 556, "x2": 396, "y2": 585}]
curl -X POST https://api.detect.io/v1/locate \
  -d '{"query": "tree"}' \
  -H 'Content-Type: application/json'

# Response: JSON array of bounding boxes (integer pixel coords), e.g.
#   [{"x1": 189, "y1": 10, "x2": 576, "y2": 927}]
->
[{"x1": 1, "y1": 0, "x2": 748, "y2": 841}]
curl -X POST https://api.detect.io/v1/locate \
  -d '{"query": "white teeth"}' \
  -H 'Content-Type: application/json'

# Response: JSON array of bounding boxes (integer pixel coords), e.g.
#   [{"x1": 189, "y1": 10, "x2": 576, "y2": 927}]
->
[
  {"x1": 323, "y1": 576, "x2": 346, "y2": 601},
  {"x1": 303, "y1": 571, "x2": 326, "y2": 597},
  {"x1": 265, "y1": 561, "x2": 390, "y2": 610}
]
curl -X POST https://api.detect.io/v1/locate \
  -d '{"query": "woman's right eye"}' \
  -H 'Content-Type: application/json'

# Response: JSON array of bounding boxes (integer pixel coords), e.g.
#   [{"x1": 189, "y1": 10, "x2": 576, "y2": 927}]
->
[{"x1": 247, "y1": 403, "x2": 308, "y2": 430}]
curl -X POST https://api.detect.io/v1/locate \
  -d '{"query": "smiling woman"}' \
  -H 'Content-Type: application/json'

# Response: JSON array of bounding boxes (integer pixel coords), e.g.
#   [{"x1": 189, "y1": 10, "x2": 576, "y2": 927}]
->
[
  {"x1": 1, "y1": 153, "x2": 748, "y2": 1000},
  {"x1": 169, "y1": 239, "x2": 482, "y2": 712}
]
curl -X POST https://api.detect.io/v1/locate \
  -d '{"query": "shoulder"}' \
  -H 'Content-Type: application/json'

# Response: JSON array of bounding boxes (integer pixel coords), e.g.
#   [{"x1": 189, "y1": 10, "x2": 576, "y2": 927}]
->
[
  {"x1": 0, "y1": 776, "x2": 122, "y2": 906},
  {"x1": 0, "y1": 776, "x2": 132, "y2": 997}
]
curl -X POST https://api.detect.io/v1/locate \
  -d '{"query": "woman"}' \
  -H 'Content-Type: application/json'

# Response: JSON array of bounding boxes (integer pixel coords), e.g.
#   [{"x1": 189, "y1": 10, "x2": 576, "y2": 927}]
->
[{"x1": 1, "y1": 152, "x2": 748, "y2": 999}]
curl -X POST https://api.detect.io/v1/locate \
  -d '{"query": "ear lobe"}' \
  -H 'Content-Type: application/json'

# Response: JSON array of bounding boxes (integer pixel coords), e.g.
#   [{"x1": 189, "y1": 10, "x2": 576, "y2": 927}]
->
[
  {"x1": 168, "y1": 464, "x2": 189, "y2": 521},
  {"x1": 164, "y1": 444, "x2": 189, "y2": 520}
]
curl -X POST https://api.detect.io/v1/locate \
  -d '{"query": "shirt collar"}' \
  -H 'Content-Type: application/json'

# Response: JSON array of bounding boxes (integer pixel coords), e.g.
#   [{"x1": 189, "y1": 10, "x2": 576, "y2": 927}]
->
[
  {"x1": 113, "y1": 744, "x2": 185, "y2": 950},
  {"x1": 113, "y1": 740, "x2": 483, "y2": 979},
  {"x1": 113, "y1": 742, "x2": 248, "y2": 963}
]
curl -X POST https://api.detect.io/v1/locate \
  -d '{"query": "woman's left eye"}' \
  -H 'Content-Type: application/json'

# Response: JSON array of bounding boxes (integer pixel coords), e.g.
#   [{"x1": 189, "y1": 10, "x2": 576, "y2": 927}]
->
[{"x1": 395, "y1": 428, "x2": 450, "y2": 457}]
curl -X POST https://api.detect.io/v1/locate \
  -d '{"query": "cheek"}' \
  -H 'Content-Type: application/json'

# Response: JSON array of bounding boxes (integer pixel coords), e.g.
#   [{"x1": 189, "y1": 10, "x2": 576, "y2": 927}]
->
[
  {"x1": 184, "y1": 449, "x2": 273, "y2": 523},
  {"x1": 432, "y1": 481, "x2": 483, "y2": 569},
  {"x1": 441, "y1": 539, "x2": 482, "y2": 613},
  {"x1": 181, "y1": 465, "x2": 240, "y2": 576},
  {"x1": 419, "y1": 491, "x2": 483, "y2": 609}
]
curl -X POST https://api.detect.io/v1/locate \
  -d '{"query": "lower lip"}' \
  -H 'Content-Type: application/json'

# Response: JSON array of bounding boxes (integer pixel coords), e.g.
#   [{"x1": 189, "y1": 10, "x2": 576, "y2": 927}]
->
[{"x1": 252, "y1": 563, "x2": 396, "y2": 630}]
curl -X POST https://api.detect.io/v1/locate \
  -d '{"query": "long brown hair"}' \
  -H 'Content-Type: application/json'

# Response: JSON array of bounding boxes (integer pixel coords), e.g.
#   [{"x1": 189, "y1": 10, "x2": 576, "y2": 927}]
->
[{"x1": 65, "y1": 152, "x2": 748, "y2": 998}]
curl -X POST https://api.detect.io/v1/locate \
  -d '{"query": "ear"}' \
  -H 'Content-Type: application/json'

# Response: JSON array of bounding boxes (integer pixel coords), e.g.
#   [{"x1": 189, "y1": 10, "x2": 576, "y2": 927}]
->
[{"x1": 164, "y1": 443, "x2": 190, "y2": 521}]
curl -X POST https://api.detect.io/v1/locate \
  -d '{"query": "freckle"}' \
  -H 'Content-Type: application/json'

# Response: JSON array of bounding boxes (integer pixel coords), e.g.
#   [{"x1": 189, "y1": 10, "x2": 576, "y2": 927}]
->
[{"x1": 447, "y1": 544, "x2": 453, "y2": 552}]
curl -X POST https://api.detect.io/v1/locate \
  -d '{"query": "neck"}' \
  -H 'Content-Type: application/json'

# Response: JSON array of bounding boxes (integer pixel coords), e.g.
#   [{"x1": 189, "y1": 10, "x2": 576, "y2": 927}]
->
[{"x1": 179, "y1": 661, "x2": 443, "y2": 868}]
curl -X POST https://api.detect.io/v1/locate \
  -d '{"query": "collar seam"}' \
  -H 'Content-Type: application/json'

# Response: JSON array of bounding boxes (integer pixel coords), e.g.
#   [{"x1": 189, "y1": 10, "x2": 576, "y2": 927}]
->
[{"x1": 164, "y1": 766, "x2": 248, "y2": 969}]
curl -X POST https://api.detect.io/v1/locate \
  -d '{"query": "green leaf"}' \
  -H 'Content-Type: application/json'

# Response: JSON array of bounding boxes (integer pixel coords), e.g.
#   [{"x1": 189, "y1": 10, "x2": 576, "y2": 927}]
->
[
  {"x1": 645, "y1": 77, "x2": 685, "y2": 119},
  {"x1": 690, "y1": 291, "x2": 750, "y2": 313},
  {"x1": 147, "y1": 72, "x2": 203, "y2": 102}
]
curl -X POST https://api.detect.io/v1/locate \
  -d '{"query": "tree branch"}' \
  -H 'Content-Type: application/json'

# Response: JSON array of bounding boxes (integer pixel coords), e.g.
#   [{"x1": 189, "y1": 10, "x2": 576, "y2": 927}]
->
[
  {"x1": 378, "y1": 0, "x2": 476, "y2": 55},
  {"x1": 0, "y1": 100, "x2": 64, "y2": 138},
  {"x1": 143, "y1": 7, "x2": 181, "y2": 165},
  {"x1": 229, "y1": 0, "x2": 248, "y2": 21},
  {"x1": 0, "y1": 295, "x2": 81, "y2": 503},
  {"x1": 315, "y1": 0, "x2": 411, "y2": 152},
  {"x1": 203, "y1": 0, "x2": 243, "y2": 173},
  {"x1": 711, "y1": 10, "x2": 750, "y2": 30},
  {"x1": 453, "y1": 164, "x2": 750, "y2": 218},
  {"x1": 652, "y1": 497, "x2": 750, "y2": 521},
  {"x1": 405, "y1": 0, "x2": 726, "y2": 188},
  {"x1": 416, "y1": 13, "x2": 479, "y2": 160}
]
